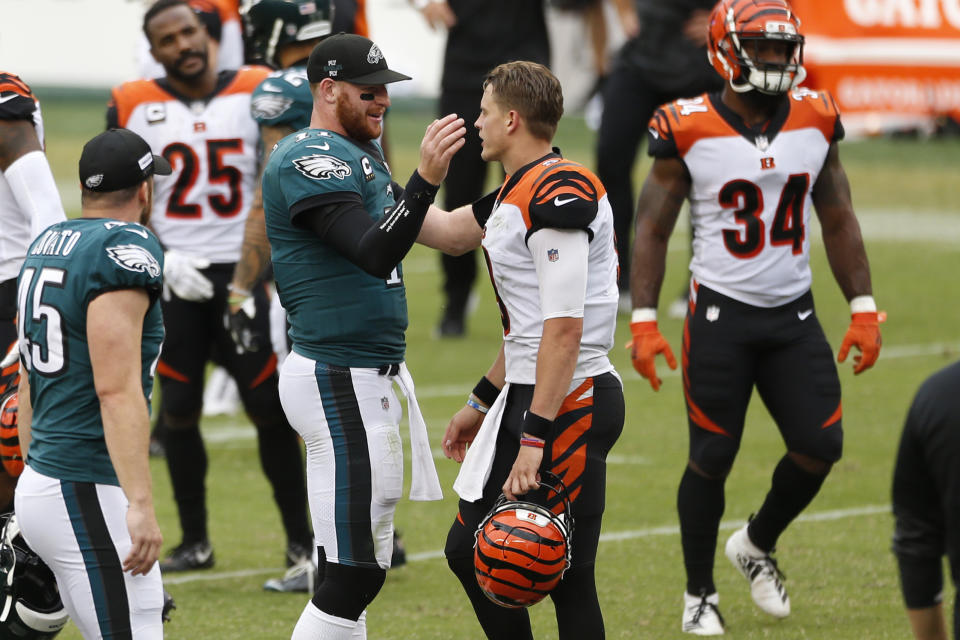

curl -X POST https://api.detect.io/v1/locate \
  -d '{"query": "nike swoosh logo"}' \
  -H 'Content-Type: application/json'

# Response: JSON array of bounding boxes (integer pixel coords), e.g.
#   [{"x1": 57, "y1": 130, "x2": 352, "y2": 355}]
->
[
  {"x1": 798, "y1": 309, "x2": 813, "y2": 321},
  {"x1": 194, "y1": 548, "x2": 212, "y2": 563},
  {"x1": 261, "y1": 83, "x2": 283, "y2": 93},
  {"x1": 553, "y1": 196, "x2": 577, "y2": 206},
  {"x1": 0, "y1": 94, "x2": 20, "y2": 104},
  {"x1": 306, "y1": 143, "x2": 330, "y2": 151}
]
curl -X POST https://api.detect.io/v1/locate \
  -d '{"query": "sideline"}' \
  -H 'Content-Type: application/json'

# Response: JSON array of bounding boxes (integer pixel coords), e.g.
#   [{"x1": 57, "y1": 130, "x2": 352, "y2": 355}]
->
[{"x1": 162, "y1": 503, "x2": 890, "y2": 585}]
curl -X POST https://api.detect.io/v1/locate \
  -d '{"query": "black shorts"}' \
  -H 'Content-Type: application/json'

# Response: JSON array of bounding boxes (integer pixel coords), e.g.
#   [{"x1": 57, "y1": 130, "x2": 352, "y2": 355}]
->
[
  {"x1": 0, "y1": 278, "x2": 17, "y2": 354},
  {"x1": 683, "y1": 285, "x2": 843, "y2": 472},
  {"x1": 158, "y1": 264, "x2": 276, "y2": 415},
  {"x1": 445, "y1": 371, "x2": 624, "y2": 566}
]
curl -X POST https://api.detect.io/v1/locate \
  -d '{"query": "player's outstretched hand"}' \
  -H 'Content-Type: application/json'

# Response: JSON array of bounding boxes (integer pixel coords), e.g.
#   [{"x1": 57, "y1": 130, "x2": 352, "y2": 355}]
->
[
  {"x1": 838, "y1": 311, "x2": 883, "y2": 374},
  {"x1": 124, "y1": 503, "x2": 162, "y2": 576},
  {"x1": 417, "y1": 113, "x2": 466, "y2": 185},
  {"x1": 626, "y1": 320, "x2": 677, "y2": 391},
  {"x1": 441, "y1": 404, "x2": 484, "y2": 463}
]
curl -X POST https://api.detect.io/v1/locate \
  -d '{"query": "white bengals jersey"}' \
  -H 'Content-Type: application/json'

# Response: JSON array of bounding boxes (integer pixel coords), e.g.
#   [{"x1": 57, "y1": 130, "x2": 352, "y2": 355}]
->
[
  {"x1": 480, "y1": 154, "x2": 619, "y2": 384},
  {"x1": 0, "y1": 72, "x2": 55, "y2": 282},
  {"x1": 648, "y1": 88, "x2": 844, "y2": 307},
  {"x1": 108, "y1": 67, "x2": 269, "y2": 263}
]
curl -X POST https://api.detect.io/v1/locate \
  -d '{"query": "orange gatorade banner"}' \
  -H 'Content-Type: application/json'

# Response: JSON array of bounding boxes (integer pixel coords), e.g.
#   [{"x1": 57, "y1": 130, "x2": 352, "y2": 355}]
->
[{"x1": 792, "y1": 0, "x2": 960, "y2": 134}]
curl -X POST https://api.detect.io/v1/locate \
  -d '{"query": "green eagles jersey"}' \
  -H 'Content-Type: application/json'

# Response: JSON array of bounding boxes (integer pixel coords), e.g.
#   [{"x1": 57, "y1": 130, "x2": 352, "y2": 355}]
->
[
  {"x1": 250, "y1": 65, "x2": 312, "y2": 130},
  {"x1": 262, "y1": 128, "x2": 407, "y2": 366},
  {"x1": 17, "y1": 218, "x2": 164, "y2": 485}
]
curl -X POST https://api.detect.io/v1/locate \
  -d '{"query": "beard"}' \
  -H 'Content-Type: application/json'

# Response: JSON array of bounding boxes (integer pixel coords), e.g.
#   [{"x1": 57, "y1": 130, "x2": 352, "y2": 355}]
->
[
  {"x1": 166, "y1": 48, "x2": 209, "y2": 83},
  {"x1": 335, "y1": 92, "x2": 381, "y2": 142}
]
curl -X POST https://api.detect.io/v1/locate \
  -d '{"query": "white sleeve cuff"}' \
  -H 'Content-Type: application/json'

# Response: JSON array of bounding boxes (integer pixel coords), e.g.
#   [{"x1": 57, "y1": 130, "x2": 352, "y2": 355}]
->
[
  {"x1": 850, "y1": 295, "x2": 876, "y2": 313},
  {"x1": 631, "y1": 308, "x2": 657, "y2": 323}
]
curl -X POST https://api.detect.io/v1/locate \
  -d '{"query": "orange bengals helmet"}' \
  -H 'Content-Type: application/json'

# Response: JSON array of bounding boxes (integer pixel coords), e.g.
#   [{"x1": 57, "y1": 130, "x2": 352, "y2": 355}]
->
[
  {"x1": 707, "y1": 0, "x2": 806, "y2": 95},
  {"x1": 473, "y1": 472, "x2": 573, "y2": 609}
]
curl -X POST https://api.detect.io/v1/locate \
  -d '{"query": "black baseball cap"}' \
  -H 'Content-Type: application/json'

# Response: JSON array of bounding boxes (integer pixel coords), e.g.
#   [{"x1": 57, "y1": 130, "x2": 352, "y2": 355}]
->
[
  {"x1": 306, "y1": 32, "x2": 411, "y2": 85},
  {"x1": 79, "y1": 128, "x2": 172, "y2": 192}
]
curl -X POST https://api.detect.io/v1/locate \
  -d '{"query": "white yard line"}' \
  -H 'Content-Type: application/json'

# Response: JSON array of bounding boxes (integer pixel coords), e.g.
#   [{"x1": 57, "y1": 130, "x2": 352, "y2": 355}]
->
[{"x1": 162, "y1": 503, "x2": 890, "y2": 584}]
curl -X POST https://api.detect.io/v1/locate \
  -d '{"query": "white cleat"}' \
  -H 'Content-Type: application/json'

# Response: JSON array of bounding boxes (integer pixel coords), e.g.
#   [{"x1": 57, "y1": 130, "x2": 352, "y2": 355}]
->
[
  {"x1": 682, "y1": 591, "x2": 725, "y2": 635},
  {"x1": 725, "y1": 524, "x2": 791, "y2": 618}
]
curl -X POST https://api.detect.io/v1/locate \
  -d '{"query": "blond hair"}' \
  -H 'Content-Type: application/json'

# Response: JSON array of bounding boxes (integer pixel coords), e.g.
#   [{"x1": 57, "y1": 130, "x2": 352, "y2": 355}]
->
[{"x1": 483, "y1": 61, "x2": 563, "y2": 142}]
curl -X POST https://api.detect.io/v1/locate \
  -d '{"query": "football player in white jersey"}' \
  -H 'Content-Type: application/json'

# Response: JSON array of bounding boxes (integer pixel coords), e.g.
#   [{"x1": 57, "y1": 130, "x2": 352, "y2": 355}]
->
[
  {"x1": 627, "y1": 0, "x2": 882, "y2": 634},
  {"x1": 426, "y1": 61, "x2": 624, "y2": 639},
  {"x1": 108, "y1": 0, "x2": 313, "y2": 574},
  {"x1": 0, "y1": 71, "x2": 66, "y2": 514},
  {"x1": 136, "y1": 0, "x2": 245, "y2": 80},
  {"x1": 0, "y1": 72, "x2": 66, "y2": 360}
]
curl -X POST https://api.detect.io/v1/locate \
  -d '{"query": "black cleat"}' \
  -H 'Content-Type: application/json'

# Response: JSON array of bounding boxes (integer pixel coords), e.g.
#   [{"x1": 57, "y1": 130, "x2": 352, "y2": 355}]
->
[
  {"x1": 162, "y1": 589, "x2": 176, "y2": 622},
  {"x1": 285, "y1": 541, "x2": 312, "y2": 568},
  {"x1": 390, "y1": 530, "x2": 406, "y2": 569},
  {"x1": 159, "y1": 540, "x2": 215, "y2": 573}
]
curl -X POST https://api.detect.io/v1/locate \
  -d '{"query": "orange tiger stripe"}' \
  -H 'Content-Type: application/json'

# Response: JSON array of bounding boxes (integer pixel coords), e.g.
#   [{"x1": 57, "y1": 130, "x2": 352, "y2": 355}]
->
[
  {"x1": 501, "y1": 160, "x2": 606, "y2": 230},
  {"x1": 0, "y1": 72, "x2": 33, "y2": 99}
]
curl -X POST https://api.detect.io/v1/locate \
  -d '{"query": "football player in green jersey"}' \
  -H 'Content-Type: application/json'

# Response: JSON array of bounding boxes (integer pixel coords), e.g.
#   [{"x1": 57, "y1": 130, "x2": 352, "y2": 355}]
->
[
  {"x1": 228, "y1": 0, "x2": 332, "y2": 340},
  {"x1": 262, "y1": 33, "x2": 467, "y2": 639},
  {"x1": 15, "y1": 128, "x2": 170, "y2": 638}
]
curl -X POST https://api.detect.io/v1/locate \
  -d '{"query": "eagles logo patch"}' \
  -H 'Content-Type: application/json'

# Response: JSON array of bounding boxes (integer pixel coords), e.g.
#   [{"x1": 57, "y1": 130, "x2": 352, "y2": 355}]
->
[
  {"x1": 252, "y1": 94, "x2": 293, "y2": 120},
  {"x1": 293, "y1": 155, "x2": 352, "y2": 180},
  {"x1": 106, "y1": 244, "x2": 161, "y2": 278}
]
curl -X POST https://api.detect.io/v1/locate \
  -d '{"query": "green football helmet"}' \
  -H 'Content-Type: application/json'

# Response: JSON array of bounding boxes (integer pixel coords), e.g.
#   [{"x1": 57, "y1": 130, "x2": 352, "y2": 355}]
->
[{"x1": 244, "y1": 0, "x2": 334, "y2": 68}]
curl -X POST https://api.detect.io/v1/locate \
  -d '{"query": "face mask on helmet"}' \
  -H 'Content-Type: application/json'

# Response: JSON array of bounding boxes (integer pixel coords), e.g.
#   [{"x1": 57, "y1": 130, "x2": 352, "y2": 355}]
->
[
  {"x1": 707, "y1": 0, "x2": 807, "y2": 95},
  {"x1": 473, "y1": 471, "x2": 574, "y2": 609},
  {"x1": 0, "y1": 515, "x2": 68, "y2": 639},
  {"x1": 243, "y1": 0, "x2": 334, "y2": 68}
]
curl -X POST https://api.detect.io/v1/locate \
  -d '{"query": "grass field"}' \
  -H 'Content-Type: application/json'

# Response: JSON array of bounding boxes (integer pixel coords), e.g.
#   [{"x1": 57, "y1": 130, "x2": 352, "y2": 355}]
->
[{"x1": 30, "y1": 87, "x2": 960, "y2": 638}]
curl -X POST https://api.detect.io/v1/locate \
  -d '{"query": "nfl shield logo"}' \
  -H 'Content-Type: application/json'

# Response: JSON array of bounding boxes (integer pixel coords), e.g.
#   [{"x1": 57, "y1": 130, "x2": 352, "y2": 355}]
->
[
  {"x1": 547, "y1": 248, "x2": 559, "y2": 262},
  {"x1": 381, "y1": 397, "x2": 389, "y2": 411},
  {"x1": 706, "y1": 305, "x2": 720, "y2": 322}
]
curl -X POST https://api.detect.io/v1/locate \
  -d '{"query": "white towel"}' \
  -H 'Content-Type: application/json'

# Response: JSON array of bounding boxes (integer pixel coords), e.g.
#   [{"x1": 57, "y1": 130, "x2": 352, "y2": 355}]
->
[
  {"x1": 452, "y1": 383, "x2": 510, "y2": 502},
  {"x1": 395, "y1": 363, "x2": 443, "y2": 501}
]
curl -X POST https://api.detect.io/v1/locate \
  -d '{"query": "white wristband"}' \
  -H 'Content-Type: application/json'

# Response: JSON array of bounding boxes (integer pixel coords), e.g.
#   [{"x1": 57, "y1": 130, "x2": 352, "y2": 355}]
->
[
  {"x1": 850, "y1": 295, "x2": 877, "y2": 314},
  {"x1": 631, "y1": 307, "x2": 657, "y2": 323}
]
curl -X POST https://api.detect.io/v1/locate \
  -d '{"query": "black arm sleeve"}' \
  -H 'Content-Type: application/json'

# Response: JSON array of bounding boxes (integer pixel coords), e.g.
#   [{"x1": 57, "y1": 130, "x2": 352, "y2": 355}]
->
[
  {"x1": 294, "y1": 170, "x2": 439, "y2": 279},
  {"x1": 472, "y1": 188, "x2": 500, "y2": 227}
]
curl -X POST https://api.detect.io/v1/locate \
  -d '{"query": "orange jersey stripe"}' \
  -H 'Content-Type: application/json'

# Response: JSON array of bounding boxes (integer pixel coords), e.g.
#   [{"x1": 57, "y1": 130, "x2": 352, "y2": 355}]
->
[
  {"x1": 110, "y1": 80, "x2": 175, "y2": 128},
  {"x1": 220, "y1": 66, "x2": 271, "y2": 97},
  {"x1": 781, "y1": 90, "x2": 840, "y2": 140},
  {"x1": 353, "y1": 0, "x2": 369, "y2": 37}
]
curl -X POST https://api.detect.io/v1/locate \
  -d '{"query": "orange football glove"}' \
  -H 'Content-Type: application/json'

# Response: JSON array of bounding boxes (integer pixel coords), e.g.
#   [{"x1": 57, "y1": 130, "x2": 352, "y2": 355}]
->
[
  {"x1": 626, "y1": 321, "x2": 677, "y2": 391},
  {"x1": 837, "y1": 311, "x2": 883, "y2": 375}
]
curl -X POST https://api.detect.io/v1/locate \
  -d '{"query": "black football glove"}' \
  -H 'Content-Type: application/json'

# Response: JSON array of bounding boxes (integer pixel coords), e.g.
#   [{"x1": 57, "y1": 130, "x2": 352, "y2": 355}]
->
[{"x1": 226, "y1": 296, "x2": 263, "y2": 353}]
